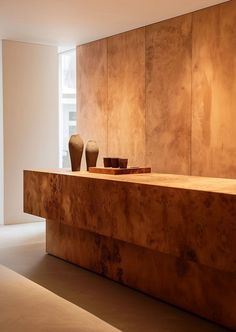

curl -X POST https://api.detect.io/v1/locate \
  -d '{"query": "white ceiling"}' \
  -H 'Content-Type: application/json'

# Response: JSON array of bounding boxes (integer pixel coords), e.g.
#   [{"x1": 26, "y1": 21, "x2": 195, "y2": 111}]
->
[{"x1": 0, "y1": 0, "x2": 228, "y2": 49}]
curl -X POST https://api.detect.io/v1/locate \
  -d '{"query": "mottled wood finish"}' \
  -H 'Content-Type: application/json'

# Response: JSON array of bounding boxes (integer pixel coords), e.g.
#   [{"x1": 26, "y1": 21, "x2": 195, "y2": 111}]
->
[
  {"x1": 107, "y1": 29, "x2": 146, "y2": 166},
  {"x1": 146, "y1": 15, "x2": 192, "y2": 174},
  {"x1": 46, "y1": 220, "x2": 236, "y2": 330},
  {"x1": 25, "y1": 169, "x2": 236, "y2": 194},
  {"x1": 192, "y1": 1, "x2": 236, "y2": 178},
  {"x1": 77, "y1": 39, "x2": 108, "y2": 168},
  {"x1": 25, "y1": 170, "x2": 236, "y2": 272},
  {"x1": 24, "y1": 170, "x2": 236, "y2": 329},
  {"x1": 24, "y1": 171, "x2": 62, "y2": 220}
]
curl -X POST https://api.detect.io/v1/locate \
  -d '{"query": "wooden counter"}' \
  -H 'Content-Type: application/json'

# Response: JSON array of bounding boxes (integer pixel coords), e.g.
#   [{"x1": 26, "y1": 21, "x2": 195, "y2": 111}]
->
[{"x1": 24, "y1": 169, "x2": 236, "y2": 330}]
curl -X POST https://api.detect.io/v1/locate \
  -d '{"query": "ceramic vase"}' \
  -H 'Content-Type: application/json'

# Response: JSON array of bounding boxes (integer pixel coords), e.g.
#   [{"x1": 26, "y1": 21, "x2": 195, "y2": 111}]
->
[
  {"x1": 85, "y1": 140, "x2": 99, "y2": 171},
  {"x1": 69, "y1": 134, "x2": 84, "y2": 171}
]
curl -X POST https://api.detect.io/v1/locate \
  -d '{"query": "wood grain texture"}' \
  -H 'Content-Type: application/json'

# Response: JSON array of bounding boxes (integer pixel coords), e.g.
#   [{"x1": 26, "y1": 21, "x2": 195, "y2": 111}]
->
[
  {"x1": 192, "y1": 1, "x2": 236, "y2": 178},
  {"x1": 46, "y1": 220, "x2": 236, "y2": 330},
  {"x1": 25, "y1": 169, "x2": 236, "y2": 193},
  {"x1": 77, "y1": 39, "x2": 108, "y2": 168},
  {"x1": 24, "y1": 170, "x2": 236, "y2": 273},
  {"x1": 24, "y1": 170, "x2": 62, "y2": 220},
  {"x1": 146, "y1": 15, "x2": 192, "y2": 175},
  {"x1": 107, "y1": 29, "x2": 146, "y2": 166}
]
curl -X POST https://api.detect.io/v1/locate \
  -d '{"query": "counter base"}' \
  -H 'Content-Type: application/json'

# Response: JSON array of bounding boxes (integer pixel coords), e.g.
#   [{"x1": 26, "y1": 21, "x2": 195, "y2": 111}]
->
[{"x1": 46, "y1": 219, "x2": 235, "y2": 330}]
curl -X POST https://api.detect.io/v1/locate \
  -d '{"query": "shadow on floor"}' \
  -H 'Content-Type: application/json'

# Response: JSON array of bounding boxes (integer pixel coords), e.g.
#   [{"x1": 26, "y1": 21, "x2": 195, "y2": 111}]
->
[{"x1": 0, "y1": 242, "x2": 230, "y2": 332}]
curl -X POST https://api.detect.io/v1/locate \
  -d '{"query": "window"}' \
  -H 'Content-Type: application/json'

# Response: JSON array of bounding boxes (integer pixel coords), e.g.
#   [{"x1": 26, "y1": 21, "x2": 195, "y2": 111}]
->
[{"x1": 59, "y1": 49, "x2": 76, "y2": 168}]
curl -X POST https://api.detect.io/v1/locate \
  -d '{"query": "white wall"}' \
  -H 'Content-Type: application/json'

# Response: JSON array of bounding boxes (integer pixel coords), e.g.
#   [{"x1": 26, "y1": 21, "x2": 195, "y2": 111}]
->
[
  {"x1": 3, "y1": 40, "x2": 59, "y2": 224},
  {"x1": 0, "y1": 41, "x2": 3, "y2": 225}
]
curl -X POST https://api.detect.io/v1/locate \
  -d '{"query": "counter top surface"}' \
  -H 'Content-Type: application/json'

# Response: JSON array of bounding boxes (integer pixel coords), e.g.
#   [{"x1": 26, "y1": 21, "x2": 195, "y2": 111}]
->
[{"x1": 25, "y1": 169, "x2": 236, "y2": 195}]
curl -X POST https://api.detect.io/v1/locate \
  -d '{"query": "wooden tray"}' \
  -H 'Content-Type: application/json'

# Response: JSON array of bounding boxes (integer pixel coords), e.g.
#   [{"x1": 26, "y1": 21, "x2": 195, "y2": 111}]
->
[{"x1": 89, "y1": 167, "x2": 151, "y2": 175}]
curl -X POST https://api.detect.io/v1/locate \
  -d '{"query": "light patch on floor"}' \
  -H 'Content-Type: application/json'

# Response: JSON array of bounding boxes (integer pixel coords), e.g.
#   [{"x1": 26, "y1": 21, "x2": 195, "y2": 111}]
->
[{"x1": 0, "y1": 221, "x2": 45, "y2": 248}]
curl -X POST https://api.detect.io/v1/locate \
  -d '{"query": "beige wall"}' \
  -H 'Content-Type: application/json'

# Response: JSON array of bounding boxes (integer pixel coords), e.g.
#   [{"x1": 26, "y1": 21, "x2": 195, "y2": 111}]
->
[
  {"x1": 3, "y1": 40, "x2": 59, "y2": 224},
  {"x1": 0, "y1": 40, "x2": 3, "y2": 224},
  {"x1": 77, "y1": 0, "x2": 236, "y2": 179}
]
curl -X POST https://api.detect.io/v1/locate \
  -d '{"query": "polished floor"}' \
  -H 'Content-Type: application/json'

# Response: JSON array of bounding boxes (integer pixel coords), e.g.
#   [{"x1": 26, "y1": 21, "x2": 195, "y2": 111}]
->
[{"x1": 0, "y1": 222, "x2": 230, "y2": 332}]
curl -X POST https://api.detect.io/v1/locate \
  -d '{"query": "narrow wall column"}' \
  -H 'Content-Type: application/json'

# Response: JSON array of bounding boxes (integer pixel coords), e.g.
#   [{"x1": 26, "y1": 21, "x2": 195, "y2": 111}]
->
[
  {"x1": 3, "y1": 40, "x2": 59, "y2": 224},
  {"x1": 77, "y1": 39, "x2": 108, "y2": 168},
  {"x1": 107, "y1": 28, "x2": 146, "y2": 166},
  {"x1": 192, "y1": 1, "x2": 236, "y2": 178},
  {"x1": 145, "y1": 15, "x2": 192, "y2": 174}
]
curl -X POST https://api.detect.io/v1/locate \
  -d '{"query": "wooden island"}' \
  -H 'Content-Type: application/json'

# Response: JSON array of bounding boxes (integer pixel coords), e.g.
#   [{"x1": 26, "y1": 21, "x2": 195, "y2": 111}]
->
[{"x1": 24, "y1": 169, "x2": 236, "y2": 330}]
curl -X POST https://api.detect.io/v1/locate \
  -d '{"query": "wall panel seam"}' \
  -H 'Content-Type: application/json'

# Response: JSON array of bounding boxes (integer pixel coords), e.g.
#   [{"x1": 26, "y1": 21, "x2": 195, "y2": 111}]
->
[
  {"x1": 144, "y1": 26, "x2": 147, "y2": 167},
  {"x1": 190, "y1": 13, "x2": 193, "y2": 176},
  {"x1": 106, "y1": 39, "x2": 109, "y2": 157}
]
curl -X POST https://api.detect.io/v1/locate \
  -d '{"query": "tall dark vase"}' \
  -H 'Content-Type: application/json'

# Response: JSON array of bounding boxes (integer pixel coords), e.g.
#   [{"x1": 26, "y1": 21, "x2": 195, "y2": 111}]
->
[
  {"x1": 85, "y1": 140, "x2": 99, "y2": 171},
  {"x1": 69, "y1": 134, "x2": 84, "y2": 171}
]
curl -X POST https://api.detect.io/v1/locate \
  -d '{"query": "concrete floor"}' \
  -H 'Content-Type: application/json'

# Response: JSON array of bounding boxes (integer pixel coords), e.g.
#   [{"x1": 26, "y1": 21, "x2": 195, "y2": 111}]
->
[
  {"x1": 0, "y1": 264, "x2": 120, "y2": 332},
  {"x1": 0, "y1": 222, "x2": 231, "y2": 332}
]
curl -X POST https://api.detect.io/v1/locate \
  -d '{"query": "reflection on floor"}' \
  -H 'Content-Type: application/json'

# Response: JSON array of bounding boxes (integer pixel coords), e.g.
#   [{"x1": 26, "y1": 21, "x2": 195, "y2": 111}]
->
[{"x1": 0, "y1": 222, "x2": 230, "y2": 332}]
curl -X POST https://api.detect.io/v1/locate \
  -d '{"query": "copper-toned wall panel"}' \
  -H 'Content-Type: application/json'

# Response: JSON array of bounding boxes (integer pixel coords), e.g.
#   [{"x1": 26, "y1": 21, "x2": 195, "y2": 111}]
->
[
  {"x1": 192, "y1": 1, "x2": 236, "y2": 178},
  {"x1": 47, "y1": 220, "x2": 236, "y2": 330},
  {"x1": 146, "y1": 15, "x2": 192, "y2": 174},
  {"x1": 77, "y1": 39, "x2": 108, "y2": 168},
  {"x1": 107, "y1": 29, "x2": 146, "y2": 166},
  {"x1": 76, "y1": 1, "x2": 236, "y2": 179}
]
